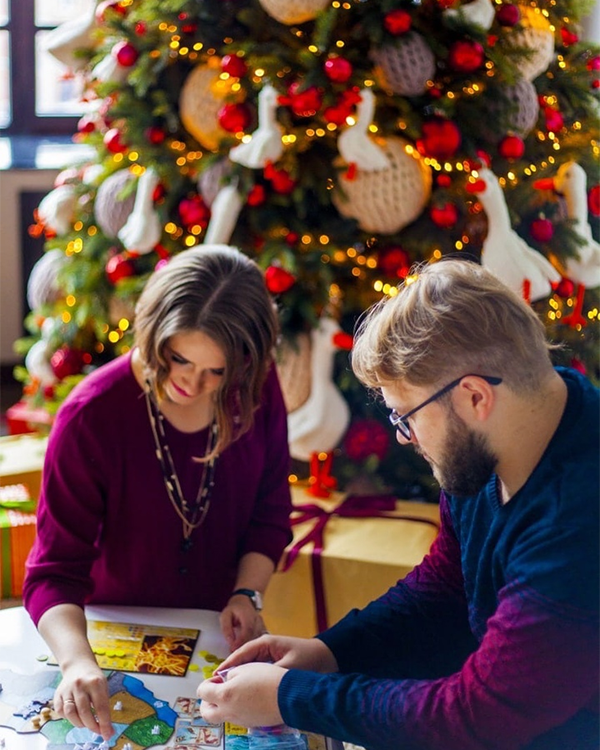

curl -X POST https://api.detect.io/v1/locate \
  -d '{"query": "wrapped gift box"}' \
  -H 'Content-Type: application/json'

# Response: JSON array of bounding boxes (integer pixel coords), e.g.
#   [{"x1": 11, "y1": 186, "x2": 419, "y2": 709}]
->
[
  {"x1": 0, "y1": 433, "x2": 48, "y2": 501},
  {"x1": 263, "y1": 486, "x2": 440, "y2": 638},
  {"x1": 0, "y1": 501, "x2": 37, "y2": 598},
  {"x1": 5, "y1": 400, "x2": 53, "y2": 435}
]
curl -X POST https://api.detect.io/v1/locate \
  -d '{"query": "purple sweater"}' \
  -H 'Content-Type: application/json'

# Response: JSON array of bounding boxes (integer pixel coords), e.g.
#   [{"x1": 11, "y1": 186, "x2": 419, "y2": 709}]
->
[{"x1": 24, "y1": 353, "x2": 292, "y2": 626}]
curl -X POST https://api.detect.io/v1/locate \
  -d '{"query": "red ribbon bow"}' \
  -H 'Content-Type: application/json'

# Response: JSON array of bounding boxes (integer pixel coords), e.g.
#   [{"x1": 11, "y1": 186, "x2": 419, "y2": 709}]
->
[{"x1": 282, "y1": 494, "x2": 440, "y2": 632}]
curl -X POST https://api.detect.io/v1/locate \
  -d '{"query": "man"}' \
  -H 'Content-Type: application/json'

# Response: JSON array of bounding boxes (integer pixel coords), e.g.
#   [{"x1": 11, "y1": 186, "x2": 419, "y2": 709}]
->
[{"x1": 197, "y1": 260, "x2": 599, "y2": 750}]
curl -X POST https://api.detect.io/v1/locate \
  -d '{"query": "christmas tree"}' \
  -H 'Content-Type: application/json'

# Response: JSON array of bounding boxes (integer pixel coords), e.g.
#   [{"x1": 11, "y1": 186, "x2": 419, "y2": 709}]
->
[{"x1": 17, "y1": 0, "x2": 600, "y2": 500}]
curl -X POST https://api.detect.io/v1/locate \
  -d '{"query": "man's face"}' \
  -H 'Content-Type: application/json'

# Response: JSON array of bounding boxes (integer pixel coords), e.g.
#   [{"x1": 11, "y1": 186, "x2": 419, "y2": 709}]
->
[{"x1": 382, "y1": 381, "x2": 498, "y2": 497}]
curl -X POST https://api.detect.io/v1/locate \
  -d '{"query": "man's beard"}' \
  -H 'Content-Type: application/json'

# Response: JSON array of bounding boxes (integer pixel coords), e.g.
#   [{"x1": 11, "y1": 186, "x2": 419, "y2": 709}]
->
[{"x1": 422, "y1": 408, "x2": 498, "y2": 497}]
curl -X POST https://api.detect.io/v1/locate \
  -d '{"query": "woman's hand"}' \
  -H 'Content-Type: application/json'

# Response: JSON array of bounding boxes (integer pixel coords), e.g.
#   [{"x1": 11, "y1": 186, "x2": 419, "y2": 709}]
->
[
  {"x1": 220, "y1": 596, "x2": 267, "y2": 651},
  {"x1": 53, "y1": 659, "x2": 114, "y2": 740},
  {"x1": 216, "y1": 633, "x2": 338, "y2": 673}
]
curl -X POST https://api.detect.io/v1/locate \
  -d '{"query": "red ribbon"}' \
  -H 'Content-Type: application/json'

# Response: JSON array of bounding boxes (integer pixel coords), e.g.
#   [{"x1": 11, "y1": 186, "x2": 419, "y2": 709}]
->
[{"x1": 282, "y1": 493, "x2": 440, "y2": 632}]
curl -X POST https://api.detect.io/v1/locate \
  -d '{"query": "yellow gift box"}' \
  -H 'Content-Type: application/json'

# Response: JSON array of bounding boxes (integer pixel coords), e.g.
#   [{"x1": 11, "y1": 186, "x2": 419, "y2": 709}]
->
[
  {"x1": 263, "y1": 486, "x2": 440, "y2": 638},
  {"x1": 0, "y1": 433, "x2": 48, "y2": 500}
]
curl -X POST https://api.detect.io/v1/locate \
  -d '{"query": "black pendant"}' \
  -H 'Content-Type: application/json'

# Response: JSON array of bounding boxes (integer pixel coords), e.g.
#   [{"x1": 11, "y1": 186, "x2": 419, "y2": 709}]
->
[{"x1": 181, "y1": 537, "x2": 193, "y2": 553}]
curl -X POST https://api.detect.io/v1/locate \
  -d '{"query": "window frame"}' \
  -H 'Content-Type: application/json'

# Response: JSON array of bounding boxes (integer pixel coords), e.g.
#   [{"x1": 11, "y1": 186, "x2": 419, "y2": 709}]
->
[{"x1": 3, "y1": 0, "x2": 80, "y2": 136}]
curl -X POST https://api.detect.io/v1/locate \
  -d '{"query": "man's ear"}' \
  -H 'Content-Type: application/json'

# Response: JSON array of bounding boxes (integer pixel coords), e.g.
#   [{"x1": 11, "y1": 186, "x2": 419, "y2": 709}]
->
[{"x1": 455, "y1": 376, "x2": 497, "y2": 422}]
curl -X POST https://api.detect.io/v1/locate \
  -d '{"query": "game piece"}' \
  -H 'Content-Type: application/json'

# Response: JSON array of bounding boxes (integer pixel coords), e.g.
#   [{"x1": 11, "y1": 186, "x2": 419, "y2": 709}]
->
[
  {"x1": 151, "y1": 724, "x2": 160, "y2": 735},
  {"x1": 113, "y1": 700, "x2": 123, "y2": 711}
]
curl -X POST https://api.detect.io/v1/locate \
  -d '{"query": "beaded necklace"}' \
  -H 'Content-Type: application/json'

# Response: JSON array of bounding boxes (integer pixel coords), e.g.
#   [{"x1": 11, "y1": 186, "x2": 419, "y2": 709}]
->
[{"x1": 144, "y1": 381, "x2": 219, "y2": 552}]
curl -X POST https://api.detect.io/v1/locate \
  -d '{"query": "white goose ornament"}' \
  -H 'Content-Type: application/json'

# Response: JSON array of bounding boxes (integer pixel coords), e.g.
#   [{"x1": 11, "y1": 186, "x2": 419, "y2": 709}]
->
[
  {"x1": 467, "y1": 167, "x2": 560, "y2": 301},
  {"x1": 552, "y1": 161, "x2": 600, "y2": 289},
  {"x1": 229, "y1": 84, "x2": 284, "y2": 169},
  {"x1": 337, "y1": 88, "x2": 389, "y2": 172}
]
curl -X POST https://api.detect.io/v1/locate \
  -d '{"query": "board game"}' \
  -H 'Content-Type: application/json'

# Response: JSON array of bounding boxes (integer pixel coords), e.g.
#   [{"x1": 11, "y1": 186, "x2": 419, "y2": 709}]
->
[
  {"x1": 47, "y1": 622, "x2": 200, "y2": 677},
  {"x1": 0, "y1": 668, "x2": 332, "y2": 750}
]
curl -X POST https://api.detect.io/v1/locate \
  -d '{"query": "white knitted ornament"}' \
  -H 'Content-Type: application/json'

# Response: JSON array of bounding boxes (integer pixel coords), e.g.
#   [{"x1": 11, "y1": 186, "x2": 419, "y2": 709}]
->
[
  {"x1": 371, "y1": 33, "x2": 436, "y2": 97},
  {"x1": 179, "y1": 61, "x2": 232, "y2": 151},
  {"x1": 276, "y1": 332, "x2": 312, "y2": 414},
  {"x1": 37, "y1": 185, "x2": 78, "y2": 236},
  {"x1": 486, "y1": 78, "x2": 540, "y2": 139},
  {"x1": 198, "y1": 159, "x2": 233, "y2": 207},
  {"x1": 258, "y1": 0, "x2": 330, "y2": 25},
  {"x1": 333, "y1": 136, "x2": 432, "y2": 235},
  {"x1": 27, "y1": 249, "x2": 67, "y2": 310},
  {"x1": 94, "y1": 169, "x2": 137, "y2": 238},
  {"x1": 506, "y1": 7, "x2": 554, "y2": 81}
]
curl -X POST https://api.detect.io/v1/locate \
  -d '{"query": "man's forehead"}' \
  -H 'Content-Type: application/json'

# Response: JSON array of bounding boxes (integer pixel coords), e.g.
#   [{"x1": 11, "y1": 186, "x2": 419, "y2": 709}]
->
[{"x1": 379, "y1": 380, "x2": 414, "y2": 407}]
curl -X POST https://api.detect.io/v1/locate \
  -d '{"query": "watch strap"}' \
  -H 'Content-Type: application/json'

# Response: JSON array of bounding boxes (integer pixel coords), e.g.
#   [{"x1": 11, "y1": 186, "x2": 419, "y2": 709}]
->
[{"x1": 230, "y1": 588, "x2": 263, "y2": 611}]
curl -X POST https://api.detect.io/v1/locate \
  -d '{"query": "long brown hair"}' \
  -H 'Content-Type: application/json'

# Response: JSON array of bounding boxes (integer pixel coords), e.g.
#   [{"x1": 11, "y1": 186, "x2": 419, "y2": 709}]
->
[{"x1": 134, "y1": 245, "x2": 279, "y2": 456}]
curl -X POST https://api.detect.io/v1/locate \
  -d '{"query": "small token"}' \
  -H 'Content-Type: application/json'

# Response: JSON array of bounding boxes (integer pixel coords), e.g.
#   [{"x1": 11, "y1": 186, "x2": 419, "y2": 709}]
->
[
  {"x1": 188, "y1": 664, "x2": 199, "y2": 672},
  {"x1": 36, "y1": 654, "x2": 49, "y2": 662}
]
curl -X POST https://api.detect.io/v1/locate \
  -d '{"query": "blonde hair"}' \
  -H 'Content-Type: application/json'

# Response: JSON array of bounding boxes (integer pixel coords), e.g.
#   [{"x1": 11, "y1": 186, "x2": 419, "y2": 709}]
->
[
  {"x1": 352, "y1": 259, "x2": 556, "y2": 393},
  {"x1": 134, "y1": 245, "x2": 279, "y2": 456}
]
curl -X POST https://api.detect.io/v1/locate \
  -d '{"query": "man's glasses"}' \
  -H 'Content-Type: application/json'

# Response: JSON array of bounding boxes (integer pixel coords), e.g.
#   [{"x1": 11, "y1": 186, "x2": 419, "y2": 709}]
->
[{"x1": 388, "y1": 374, "x2": 503, "y2": 441}]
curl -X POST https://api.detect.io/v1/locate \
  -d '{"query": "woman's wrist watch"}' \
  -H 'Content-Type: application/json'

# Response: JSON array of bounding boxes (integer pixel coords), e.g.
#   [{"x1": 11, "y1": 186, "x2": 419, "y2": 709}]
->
[{"x1": 230, "y1": 588, "x2": 263, "y2": 611}]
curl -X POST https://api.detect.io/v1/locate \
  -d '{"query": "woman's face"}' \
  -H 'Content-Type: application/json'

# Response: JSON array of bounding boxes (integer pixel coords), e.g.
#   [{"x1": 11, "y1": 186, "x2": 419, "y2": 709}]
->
[{"x1": 163, "y1": 330, "x2": 226, "y2": 405}]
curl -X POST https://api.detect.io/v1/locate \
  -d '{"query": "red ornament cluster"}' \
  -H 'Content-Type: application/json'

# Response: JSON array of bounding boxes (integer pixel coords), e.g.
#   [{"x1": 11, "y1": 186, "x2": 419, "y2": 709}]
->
[{"x1": 265, "y1": 266, "x2": 296, "y2": 294}]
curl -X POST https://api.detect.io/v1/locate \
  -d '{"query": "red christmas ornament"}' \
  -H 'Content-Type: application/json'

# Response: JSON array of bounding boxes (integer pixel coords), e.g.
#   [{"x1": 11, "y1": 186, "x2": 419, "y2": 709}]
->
[
  {"x1": 324, "y1": 56, "x2": 353, "y2": 83},
  {"x1": 50, "y1": 347, "x2": 85, "y2": 381},
  {"x1": 103, "y1": 127, "x2": 127, "y2": 154},
  {"x1": 152, "y1": 182, "x2": 166, "y2": 202},
  {"x1": 95, "y1": 0, "x2": 127, "y2": 23},
  {"x1": 181, "y1": 21, "x2": 198, "y2": 34},
  {"x1": 530, "y1": 217, "x2": 554, "y2": 242},
  {"x1": 134, "y1": 21, "x2": 146, "y2": 35},
  {"x1": 378, "y1": 246, "x2": 411, "y2": 278},
  {"x1": 586, "y1": 56, "x2": 600, "y2": 71},
  {"x1": 418, "y1": 118, "x2": 461, "y2": 160},
  {"x1": 560, "y1": 27, "x2": 579, "y2": 46},
  {"x1": 544, "y1": 108, "x2": 564, "y2": 133},
  {"x1": 265, "y1": 266, "x2": 296, "y2": 294},
  {"x1": 146, "y1": 125, "x2": 166, "y2": 144},
  {"x1": 448, "y1": 40, "x2": 485, "y2": 73},
  {"x1": 221, "y1": 54, "x2": 248, "y2": 78},
  {"x1": 436, "y1": 174, "x2": 452, "y2": 188},
  {"x1": 332, "y1": 331, "x2": 354, "y2": 350},
  {"x1": 286, "y1": 231, "x2": 300, "y2": 246},
  {"x1": 280, "y1": 83, "x2": 323, "y2": 118},
  {"x1": 496, "y1": 3, "x2": 520, "y2": 26},
  {"x1": 264, "y1": 164, "x2": 296, "y2": 194},
  {"x1": 77, "y1": 114, "x2": 97, "y2": 134},
  {"x1": 430, "y1": 202, "x2": 459, "y2": 228},
  {"x1": 498, "y1": 134, "x2": 525, "y2": 160},
  {"x1": 323, "y1": 105, "x2": 351, "y2": 125},
  {"x1": 217, "y1": 102, "x2": 252, "y2": 133},
  {"x1": 588, "y1": 185, "x2": 600, "y2": 216},
  {"x1": 247, "y1": 184, "x2": 266, "y2": 206},
  {"x1": 106, "y1": 253, "x2": 135, "y2": 284},
  {"x1": 179, "y1": 195, "x2": 210, "y2": 228},
  {"x1": 384, "y1": 8, "x2": 412, "y2": 35},
  {"x1": 344, "y1": 419, "x2": 390, "y2": 462},
  {"x1": 113, "y1": 40, "x2": 139, "y2": 67},
  {"x1": 555, "y1": 277, "x2": 575, "y2": 298}
]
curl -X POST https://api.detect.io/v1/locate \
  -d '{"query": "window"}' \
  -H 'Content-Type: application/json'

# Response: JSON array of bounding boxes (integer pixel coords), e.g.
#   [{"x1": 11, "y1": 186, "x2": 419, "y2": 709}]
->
[{"x1": 1, "y1": 0, "x2": 93, "y2": 135}]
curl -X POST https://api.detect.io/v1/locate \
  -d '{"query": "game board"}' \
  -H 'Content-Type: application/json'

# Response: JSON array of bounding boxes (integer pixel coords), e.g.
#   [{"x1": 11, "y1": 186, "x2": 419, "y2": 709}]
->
[
  {"x1": 0, "y1": 669, "x2": 331, "y2": 750},
  {"x1": 47, "y1": 622, "x2": 200, "y2": 677}
]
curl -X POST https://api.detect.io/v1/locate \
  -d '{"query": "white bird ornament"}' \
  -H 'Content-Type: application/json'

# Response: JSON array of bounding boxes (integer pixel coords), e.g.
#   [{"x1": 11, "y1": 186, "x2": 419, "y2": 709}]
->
[
  {"x1": 337, "y1": 88, "x2": 389, "y2": 172},
  {"x1": 229, "y1": 84, "x2": 284, "y2": 169},
  {"x1": 549, "y1": 161, "x2": 599, "y2": 289},
  {"x1": 118, "y1": 168, "x2": 162, "y2": 254},
  {"x1": 444, "y1": 0, "x2": 495, "y2": 31},
  {"x1": 466, "y1": 167, "x2": 560, "y2": 301}
]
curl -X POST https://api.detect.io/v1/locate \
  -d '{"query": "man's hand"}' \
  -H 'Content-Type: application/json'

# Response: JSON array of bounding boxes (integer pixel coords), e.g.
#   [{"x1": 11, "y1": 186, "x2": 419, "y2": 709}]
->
[
  {"x1": 198, "y1": 663, "x2": 286, "y2": 727},
  {"x1": 216, "y1": 634, "x2": 338, "y2": 673}
]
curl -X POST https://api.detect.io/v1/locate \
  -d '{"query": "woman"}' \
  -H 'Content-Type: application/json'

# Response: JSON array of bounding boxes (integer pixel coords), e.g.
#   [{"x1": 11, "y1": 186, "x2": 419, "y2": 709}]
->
[{"x1": 23, "y1": 244, "x2": 293, "y2": 740}]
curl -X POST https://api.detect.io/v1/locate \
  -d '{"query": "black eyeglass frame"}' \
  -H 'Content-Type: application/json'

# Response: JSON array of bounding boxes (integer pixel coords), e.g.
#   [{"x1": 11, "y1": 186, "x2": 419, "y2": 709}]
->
[{"x1": 388, "y1": 374, "x2": 503, "y2": 441}]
